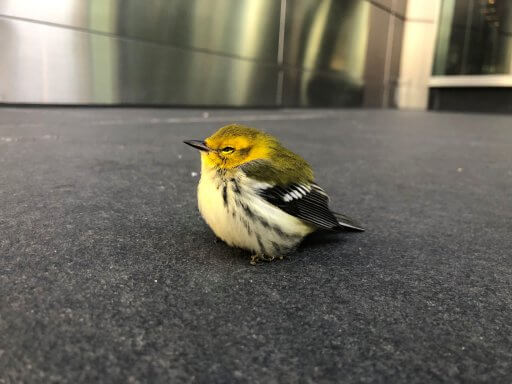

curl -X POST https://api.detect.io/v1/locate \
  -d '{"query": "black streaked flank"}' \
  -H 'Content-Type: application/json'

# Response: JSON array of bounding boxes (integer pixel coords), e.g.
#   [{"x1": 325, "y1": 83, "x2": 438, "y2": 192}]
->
[
  {"x1": 271, "y1": 241, "x2": 282, "y2": 254},
  {"x1": 241, "y1": 217, "x2": 252, "y2": 235},
  {"x1": 241, "y1": 203, "x2": 254, "y2": 219},
  {"x1": 255, "y1": 214, "x2": 270, "y2": 229},
  {"x1": 222, "y1": 184, "x2": 228, "y2": 207},
  {"x1": 231, "y1": 178, "x2": 241, "y2": 194},
  {"x1": 255, "y1": 233, "x2": 266, "y2": 255},
  {"x1": 269, "y1": 222, "x2": 300, "y2": 240}
]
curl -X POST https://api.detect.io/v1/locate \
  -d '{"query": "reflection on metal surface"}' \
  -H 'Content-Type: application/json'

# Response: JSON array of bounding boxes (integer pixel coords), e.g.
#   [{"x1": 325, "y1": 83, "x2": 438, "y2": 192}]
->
[
  {"x1": 0, "y1": 0, "x2": 403, "y2": 106},
  {"x1": 0, "y1": 18, "x2": 278, "y2": 105},
  {"x1": 0, "y1": 0, "x2": 281, "y2": 61},
  {"x1": 282, "y1": 68, "x2": 363, "y2": 107},
  {"x1": 283, "y1": 0, "x2": 377, "y2": 107},
  {"x1": 284, "y1": 0, "x2": 370, "y2": 79},
  {"x1": 362, "y1": 3, "x2": 403, "y2": 107}
]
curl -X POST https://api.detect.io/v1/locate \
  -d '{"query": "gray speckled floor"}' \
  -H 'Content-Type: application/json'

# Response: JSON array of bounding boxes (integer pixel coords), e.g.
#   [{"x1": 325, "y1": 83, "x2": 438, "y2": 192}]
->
[{"x1": 1, "y1": 108, "x2": 511, "y2": 383}]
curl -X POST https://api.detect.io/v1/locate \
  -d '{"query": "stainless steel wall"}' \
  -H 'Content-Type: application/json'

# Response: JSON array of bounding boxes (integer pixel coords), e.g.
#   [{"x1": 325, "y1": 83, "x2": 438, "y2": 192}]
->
[{"x1": 0, "y1": 0, "x2": 405, "y2": 107}]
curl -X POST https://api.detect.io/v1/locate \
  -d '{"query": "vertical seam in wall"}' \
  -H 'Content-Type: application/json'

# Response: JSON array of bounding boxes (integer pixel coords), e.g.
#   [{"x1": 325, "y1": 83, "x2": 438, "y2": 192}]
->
[
  {"x1": 382, "y1": 0, "x2": 396, "y2": 108},
  {"x1": 277, "y1": 0, "x2": 286, "y2": 65},
  {"x1": 460, "y1": 0, "x2": 474, "y2": 74},
  {"x1": 276, "y1": 0, "x2": 287, "y2": 105}
]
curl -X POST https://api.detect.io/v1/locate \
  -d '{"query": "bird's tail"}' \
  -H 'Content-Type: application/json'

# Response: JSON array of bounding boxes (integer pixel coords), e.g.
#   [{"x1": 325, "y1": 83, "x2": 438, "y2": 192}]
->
[{"x1": 333, "y1": 212, "x2": 365, "y2": 232}]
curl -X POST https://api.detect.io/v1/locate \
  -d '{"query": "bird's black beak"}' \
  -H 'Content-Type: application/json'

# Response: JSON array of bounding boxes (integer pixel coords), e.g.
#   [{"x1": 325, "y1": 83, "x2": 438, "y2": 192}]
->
[{"x1": 183, "y1": 140, "x2": 210, "y2": 152}]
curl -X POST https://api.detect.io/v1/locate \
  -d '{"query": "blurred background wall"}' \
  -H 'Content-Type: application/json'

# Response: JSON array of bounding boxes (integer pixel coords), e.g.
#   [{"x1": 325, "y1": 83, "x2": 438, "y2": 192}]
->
[
  {"x1": 0, "y1": 0, "x2": 405, "y2": 107},
  {"x1": 0, "y1": 0, "x2": 511, "y2": 111}
]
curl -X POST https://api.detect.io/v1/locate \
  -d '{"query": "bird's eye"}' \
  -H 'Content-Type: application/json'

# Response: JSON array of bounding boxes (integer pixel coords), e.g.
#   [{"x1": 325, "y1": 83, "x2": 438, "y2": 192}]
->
[{"x1": 221, "y1": 146, "x2": 235, "y2": 153}]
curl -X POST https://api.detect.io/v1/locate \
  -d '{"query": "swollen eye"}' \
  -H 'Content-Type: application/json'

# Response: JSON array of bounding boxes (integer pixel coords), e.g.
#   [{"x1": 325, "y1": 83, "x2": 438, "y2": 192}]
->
[{"x1": 221, "y1": 146, "x2": 235, "y2": 153}]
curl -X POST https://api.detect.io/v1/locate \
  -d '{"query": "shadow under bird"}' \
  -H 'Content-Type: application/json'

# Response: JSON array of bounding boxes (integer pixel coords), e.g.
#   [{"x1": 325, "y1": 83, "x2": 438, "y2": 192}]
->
[{"x1": 184, "y1": 124, "x2": 364, "y2": 264}]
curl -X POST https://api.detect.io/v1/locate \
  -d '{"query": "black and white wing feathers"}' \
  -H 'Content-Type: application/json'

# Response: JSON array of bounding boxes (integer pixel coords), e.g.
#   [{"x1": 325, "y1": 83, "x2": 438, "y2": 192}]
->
[
  {"x1": 257, "y1": 182, "x2": 364, "y2": 231},
  {"x1": 240, "y1": 158, "x2": 364, "y2": 231}
]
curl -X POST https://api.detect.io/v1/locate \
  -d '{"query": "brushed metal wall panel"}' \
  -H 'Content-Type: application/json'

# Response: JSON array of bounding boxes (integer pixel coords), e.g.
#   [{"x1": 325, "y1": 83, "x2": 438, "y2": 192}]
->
[
  {"x1": 363, "y1": 3, "x2": 391, "y2": 107},
  {"x1": 0, "y1": 18, "x2": 278, "y2": 105},
  {"x1": 387, "y1": 17, "x2": 403, "y2": 107},
  {"x1": 0, "y1": 0, "x2": 281, "y2": 62},
  {"x1": 0, "y1": 0, "x2": 404, "y2": 107},
  {"x1": 283, "y1": 0, "x2": 370, "y2": 82},
  {"x1": 282, "y1": 68, "x2": 364, "y2": 107}
]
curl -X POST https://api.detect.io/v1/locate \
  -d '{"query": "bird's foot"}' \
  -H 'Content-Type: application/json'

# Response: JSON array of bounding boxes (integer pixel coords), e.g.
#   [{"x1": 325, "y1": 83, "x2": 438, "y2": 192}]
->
[{"x1": 249, "y1": 253, "x2": 284, "y2": 265}]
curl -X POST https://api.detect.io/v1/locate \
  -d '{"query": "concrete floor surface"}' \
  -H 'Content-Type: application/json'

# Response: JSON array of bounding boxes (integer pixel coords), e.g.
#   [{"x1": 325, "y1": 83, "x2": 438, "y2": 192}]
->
[{"x1": 1, "y1": 108, "x2": 511, "y2": 383}]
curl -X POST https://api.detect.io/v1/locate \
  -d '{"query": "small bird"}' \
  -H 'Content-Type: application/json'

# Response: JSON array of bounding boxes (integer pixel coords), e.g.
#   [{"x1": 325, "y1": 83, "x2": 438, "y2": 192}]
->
[{"x1": 184, "y1": 124, "x2": 364, "y2": 264}]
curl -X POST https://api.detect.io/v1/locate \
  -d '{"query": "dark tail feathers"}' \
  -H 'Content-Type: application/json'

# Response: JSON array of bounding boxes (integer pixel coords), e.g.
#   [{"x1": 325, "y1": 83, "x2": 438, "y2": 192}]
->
[{"x1": 333, "y1": 212, "x2": 365, "y2": 232}]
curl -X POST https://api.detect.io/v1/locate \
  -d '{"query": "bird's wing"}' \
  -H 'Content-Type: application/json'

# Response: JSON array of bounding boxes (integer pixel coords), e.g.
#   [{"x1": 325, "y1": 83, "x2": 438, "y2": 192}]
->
[{"x1": 240, "y1": 160, "x2": 364, "y2": 231}]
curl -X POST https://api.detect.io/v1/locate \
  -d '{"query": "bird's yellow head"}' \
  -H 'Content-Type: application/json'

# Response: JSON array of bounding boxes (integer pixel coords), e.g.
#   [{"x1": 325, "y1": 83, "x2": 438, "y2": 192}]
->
[{"x1": 184, "y1": 124, "x2": 275, "y2": 169}]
